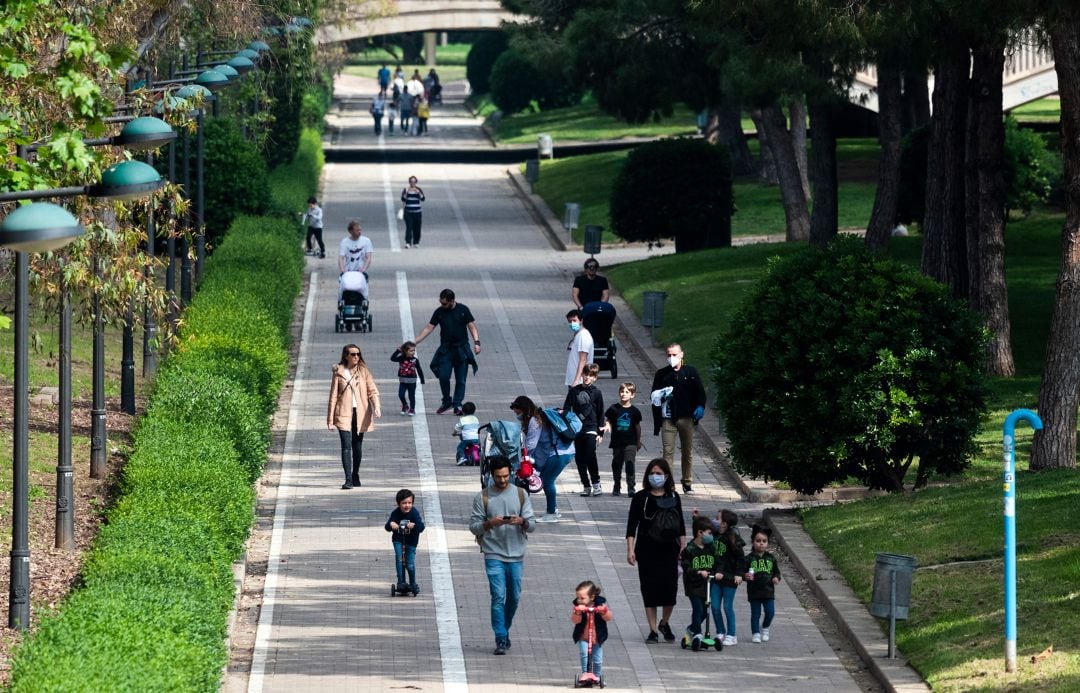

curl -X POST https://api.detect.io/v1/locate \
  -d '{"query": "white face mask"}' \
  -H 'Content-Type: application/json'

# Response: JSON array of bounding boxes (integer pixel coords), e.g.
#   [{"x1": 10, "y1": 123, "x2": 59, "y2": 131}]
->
[
  {"x1": 668, "y1": 356, "x2": 681, "y2": 368},
  {"x1": 648, "y1": 474, "x2": 666, "y2": 489}
]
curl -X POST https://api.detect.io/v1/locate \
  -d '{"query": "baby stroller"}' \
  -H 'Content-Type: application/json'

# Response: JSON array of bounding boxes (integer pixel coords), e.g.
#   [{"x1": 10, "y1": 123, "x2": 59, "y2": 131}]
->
[
  {"x1": 582, "y1": 301, "x2": 617, "y2": 378},
  {"x1": 477, "y1": 419, "x2": 522, "y2": 489},
  {"x1": 335, "y1": 270, "x2": 372, "y2": 333}
]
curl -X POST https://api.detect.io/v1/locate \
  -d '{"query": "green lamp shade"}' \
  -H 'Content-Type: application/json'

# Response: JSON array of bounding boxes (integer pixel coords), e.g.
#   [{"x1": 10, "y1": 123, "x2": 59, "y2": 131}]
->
[
  {"x1": 214, "y1": 64, "x2": 240, "y2": 80},
  {"x1": 264, "y1": 26, "x2": 284, "y2": 37},
  {"x1": 292, "y1": 17, "x2": 313, "y2": 27},
  {"x1": 195, "y1": 69, "x2": 229, "y2": 91},
  {"x1": 237, "y1": 48, "x2": 260, "y2": 61},
  {"x1": 284, "y1": 24, "x2": 302, "y2": 34},
  {"x1": 89, "y1": 160, "x2": 164, "y2": 201},
  {"x1": 176, "y1": 84, "x2": 215, "y2": 103},
  {"x1": 227, "y1": 56, "x2": 255, "y2": 74},
  {"x1": 0, "y1": 203, "x2": 84, "y2": 252},
  {"x1": 153, "y1": 94, "x2": 190, "y2": 115},
  {"x1": 249, "y1": 40, "x2": 270, "y2": 52},
  {"x1": 115, "y1": 116, "x2": 176, "y2": 151}
]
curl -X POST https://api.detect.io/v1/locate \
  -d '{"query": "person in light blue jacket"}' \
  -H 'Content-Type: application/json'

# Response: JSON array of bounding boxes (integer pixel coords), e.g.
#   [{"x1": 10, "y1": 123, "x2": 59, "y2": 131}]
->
[{"x1": 511, "y1": 395, "x2": 575, "y2": 524}]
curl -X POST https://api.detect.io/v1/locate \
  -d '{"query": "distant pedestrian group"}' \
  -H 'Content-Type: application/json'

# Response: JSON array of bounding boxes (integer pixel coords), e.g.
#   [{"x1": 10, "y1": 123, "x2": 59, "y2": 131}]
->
[{"x1": 372, "y1": 65, "x2": 436, "y2": 137}]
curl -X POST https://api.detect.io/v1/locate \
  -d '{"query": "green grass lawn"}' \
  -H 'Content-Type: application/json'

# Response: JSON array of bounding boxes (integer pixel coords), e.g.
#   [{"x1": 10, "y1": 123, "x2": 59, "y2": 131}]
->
[
  {"x1": 1009, "y1": 97, "x2": 1061, "y2": 123},
  {"x1": 494, "y1": 99, "x2": 699, "y2": 144},
  {"x1": 800, "y1": 470, "x2": 1080, "y2": 691}
]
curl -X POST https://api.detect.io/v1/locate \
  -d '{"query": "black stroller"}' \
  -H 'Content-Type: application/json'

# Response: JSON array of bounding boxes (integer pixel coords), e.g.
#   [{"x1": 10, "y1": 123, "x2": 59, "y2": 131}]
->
[
  {"x1": 335, "y1": 271, "x2": 372, "y2": 333},
  {"x1": 582, "y1": 301, "x2": 617, "y2": 378}
]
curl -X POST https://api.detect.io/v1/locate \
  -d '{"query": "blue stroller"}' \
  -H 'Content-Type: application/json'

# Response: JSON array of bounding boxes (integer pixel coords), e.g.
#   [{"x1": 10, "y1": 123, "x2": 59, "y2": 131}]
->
[{"x1": 477, "y1": 419, "x2": 522, "y2": 489}]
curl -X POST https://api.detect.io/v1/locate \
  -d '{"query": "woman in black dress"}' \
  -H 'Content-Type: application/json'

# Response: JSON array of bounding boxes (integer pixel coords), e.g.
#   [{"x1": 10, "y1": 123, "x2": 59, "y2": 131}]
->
[{"x1": 625, "y1": 458, "x2": 685, "y2": 643}]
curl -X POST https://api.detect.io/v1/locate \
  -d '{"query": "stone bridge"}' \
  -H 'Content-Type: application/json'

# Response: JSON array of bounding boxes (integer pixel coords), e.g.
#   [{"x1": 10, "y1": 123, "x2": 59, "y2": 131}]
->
[{"x1": 317, "y1": 0, "x2": 520, "y2": 44}]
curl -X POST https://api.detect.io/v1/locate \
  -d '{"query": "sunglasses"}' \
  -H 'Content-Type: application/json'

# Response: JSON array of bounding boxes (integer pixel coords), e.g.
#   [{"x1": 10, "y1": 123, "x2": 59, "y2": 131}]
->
[
  {"x1": 348, "y1": 351, "x2": 361, "y2": 356},
  {"x1": 586, "y1": 265, "x2": 598, "y2": 270}
]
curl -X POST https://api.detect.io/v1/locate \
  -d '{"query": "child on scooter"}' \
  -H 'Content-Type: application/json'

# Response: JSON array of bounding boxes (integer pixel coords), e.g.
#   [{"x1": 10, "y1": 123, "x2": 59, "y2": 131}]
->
[
  {"x1": 571, "y1": 580, "x2": 612, "y2": 683},
  {"x1": 745, "y1": 524, "x2": 782, "y2": 643},
  {"x1": 680, "y1": 515, "x2": 724, "y2": 650},
  {"x1": 385, "y1": 489, "x2": 425, "y2": 594},
  {"x1": 453, "y1": 402, "x2": 480, "y2": 465}
]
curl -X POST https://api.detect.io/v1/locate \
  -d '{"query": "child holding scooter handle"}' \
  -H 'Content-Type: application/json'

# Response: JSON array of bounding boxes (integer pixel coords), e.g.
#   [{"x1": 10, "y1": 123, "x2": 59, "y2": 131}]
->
[{"x1": 571, "y1": 580, "x2": 612, "y2": 687}]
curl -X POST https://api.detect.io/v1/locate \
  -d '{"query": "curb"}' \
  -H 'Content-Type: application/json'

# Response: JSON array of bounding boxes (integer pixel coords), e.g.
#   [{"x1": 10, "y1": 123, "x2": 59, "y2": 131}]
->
[
  {"x1": 506, "y1": 166, "x2": 568, "y2": 251},
  {"x1": 764, "y1": 510, "x2": 931, "y2": 693}
]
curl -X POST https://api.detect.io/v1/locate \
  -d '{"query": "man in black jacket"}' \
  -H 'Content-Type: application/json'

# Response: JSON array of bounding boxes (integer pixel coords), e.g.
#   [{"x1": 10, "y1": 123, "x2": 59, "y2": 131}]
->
[{"x1": 651, "y1": 344, "x2": 707, "y2": 493}]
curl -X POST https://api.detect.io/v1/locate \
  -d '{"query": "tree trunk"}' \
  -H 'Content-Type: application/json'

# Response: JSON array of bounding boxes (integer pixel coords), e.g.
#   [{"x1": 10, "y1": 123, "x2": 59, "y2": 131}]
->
[
  {"x1": 866, "y1": 60, "x2": 903, "y2": 252},
  {"x1": 807, "y1": 91, "x2": 839, "y2": 248},
  {"x1": 921, "y1": 42, "x2": 970, "y2": 298},
  {"x1": 759, "y1": 102, "x2": 811, "y2": 241},
  {"x1": 706, "y1": 100, "x2": 755, "y2": 176},
  {"x1": 901, "y1": 65, "x2": 931, "y2": 134},
  {"x1": 965, "y1": 42, "x2": 1015, "y2": 377},
  {"x1": 789, "y1": 97, "x2": 810, "y2": 199},
  {"x1": 750, "y1": 108, "x2": 779, "y2": 184},
  {"x1": 1032, "y1": 18, "x2": 1080, "y2": 471}
]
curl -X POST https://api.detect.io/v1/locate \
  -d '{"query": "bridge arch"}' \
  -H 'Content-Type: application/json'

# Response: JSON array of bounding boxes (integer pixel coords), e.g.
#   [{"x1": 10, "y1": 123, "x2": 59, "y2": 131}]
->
[{"x1": 317, "y1": 0, "x2": 522, "y2": 44}]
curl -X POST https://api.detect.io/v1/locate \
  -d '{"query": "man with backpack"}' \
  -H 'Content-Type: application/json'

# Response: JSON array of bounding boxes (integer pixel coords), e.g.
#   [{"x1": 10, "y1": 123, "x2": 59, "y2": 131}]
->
[
  {"x1": 470, "y1": 457, "x2": 536, "y2": 655},
  {"x1": 651, "y1": 343, "x2": 707, "y2": 494}
]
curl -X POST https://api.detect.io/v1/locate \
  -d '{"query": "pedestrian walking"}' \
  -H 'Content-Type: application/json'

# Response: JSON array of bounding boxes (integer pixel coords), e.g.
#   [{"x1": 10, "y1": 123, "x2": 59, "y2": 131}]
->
[
  {"x1": 391, "y1": 341, "x2": 425, "y2": 416},
  {"x1": 745, "y1": 524, "x2": 781, "y2": 644},
  {"x1": 377, "y1": 64, "x2": 391, "y2": 91},
  {"x1": 338, "y1": 220, "x2": 373, "y2": 275},
  {"x1": 626, "y1": 458, "x2": 685, "y2": 644},
  {"x1": 512, "y1": 395, "x2": 575, "y2": 523},
  {"x1": 603, "y1": 381, "x2": 643, "y2": 496},
  {"x1": 400, "y1": 176, "x2": 424, "y2": 248},
  {"x1": 413, "y1": 289, "x2": 480, "y2": 415},
  {"x1": 565, "y1": 309, "x2": 594, "y2": 389},
  {"x1": 469, "y1": 456, "x2": 535, "y2": 655},
  {"x1": 370, "y1": 90, "x2": 386, "y2": 135},
  {"x1": 327, "y1": 344, "x2": 381, "y2": 489},
  {"x1": 301, "y1": 196, "x2": 324, "y2": 258},
  {"x1": 564, "y1": 363, "x2": 605, "y2": 497},
  {"x1": 416, "y1": 97, "x2": 430, "y2": 135},
  {"x1": 572, "y1": 259, "x2": 610, "y2": 308},
  {"x1": 650, "y1": 343, "x2": 707, "y2": 493}
]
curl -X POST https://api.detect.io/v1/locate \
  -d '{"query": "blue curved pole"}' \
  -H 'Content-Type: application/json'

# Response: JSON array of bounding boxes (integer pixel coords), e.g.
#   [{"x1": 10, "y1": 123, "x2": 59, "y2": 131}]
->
[{"x1": 1002, "y1": 408, "x2": 1042, "y2": 673}]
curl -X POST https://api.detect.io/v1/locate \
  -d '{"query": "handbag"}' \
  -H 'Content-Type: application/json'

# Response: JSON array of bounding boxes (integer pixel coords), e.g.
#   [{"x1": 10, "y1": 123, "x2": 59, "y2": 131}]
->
[{"x1": 397, "y1": 207, "x2": 404, "y2": 221}]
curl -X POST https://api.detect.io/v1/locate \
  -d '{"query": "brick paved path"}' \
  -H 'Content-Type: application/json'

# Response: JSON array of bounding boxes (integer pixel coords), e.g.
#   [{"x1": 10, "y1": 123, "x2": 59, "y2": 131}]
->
[{"x1": 245, "y1": 77, "x2": 859, "y2": 693}]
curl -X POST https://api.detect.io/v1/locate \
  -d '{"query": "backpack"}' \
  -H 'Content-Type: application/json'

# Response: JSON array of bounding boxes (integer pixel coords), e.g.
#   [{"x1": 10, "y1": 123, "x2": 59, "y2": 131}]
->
[
  {"x1": 645, "y1": 494, "x2": 681, "y2": 543},
  {"x1": 541, "y1": 407, "x2": 582, "y2": 443},
  {"x1": 477, "y1": 486, "x2": 527, "y2": 548}
]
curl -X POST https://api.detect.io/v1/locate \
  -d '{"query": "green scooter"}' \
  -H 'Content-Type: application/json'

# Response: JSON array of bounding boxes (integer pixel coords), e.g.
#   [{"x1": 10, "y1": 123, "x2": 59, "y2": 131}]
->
[{"x1": 680, "y1": 574, "x2": 724, "y2": 652}]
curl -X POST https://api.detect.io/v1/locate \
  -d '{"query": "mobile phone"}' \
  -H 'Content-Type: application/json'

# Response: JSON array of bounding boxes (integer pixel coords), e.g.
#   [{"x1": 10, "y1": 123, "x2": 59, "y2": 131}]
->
[{"x1": 502, "y1": 515, "x2": 512, "y2": 521}]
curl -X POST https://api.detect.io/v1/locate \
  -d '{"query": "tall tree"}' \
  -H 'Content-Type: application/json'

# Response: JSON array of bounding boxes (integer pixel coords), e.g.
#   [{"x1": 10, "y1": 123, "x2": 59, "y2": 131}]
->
[{"x1": 1032, "y1": 5, "x2": 1080, "y2": 470}]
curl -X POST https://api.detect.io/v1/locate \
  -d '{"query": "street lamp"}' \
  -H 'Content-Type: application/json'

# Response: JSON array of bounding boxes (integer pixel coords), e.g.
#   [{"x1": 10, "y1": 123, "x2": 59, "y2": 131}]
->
[{"x1": 248, "y1": 40, "x2": 270, "y2": 52}]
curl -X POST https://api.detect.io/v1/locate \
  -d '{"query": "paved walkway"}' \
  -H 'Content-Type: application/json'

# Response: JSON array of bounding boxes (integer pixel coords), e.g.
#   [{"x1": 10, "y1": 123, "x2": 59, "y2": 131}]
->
[{"x1": 243, "y1": 76, "x2": 862, "y2": 692}]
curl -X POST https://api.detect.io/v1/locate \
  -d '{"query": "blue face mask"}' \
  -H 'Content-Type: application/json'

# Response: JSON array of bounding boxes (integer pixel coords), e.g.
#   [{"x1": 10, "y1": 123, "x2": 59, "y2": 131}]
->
[
  {"x1": 568, "y1": 321, "x2": 581, "y2": 333},
  {"x1": 702, "y1": 534, "x2": 715, "y2": 545},
  {"x1": 648, "y1": 474, "x2": 666, "y2": 489}
]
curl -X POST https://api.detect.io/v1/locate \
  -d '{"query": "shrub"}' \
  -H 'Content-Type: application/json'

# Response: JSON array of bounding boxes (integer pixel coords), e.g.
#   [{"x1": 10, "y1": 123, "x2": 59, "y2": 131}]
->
[
  {"x1": 1003, "y1": 117, "x2": 1058, "y2": 215},
  {"x1": 203, "y1": 118, "x2": 271, "y2": 246},
  {"x1": 610, "y1": 138, "x2": 733, "y2": 252},
  {"x1": 712, "y1": 237, "x2": 988, "y2": 494},
  {"x1": 466, "y1": 31, "x2": 509, "y2": 95},
  {"x1": 269, "y1": 126, "x2": 324, "y2": 216},
  {"x1": 489, "y1": 48, "x2": 540, "y2": 115}
]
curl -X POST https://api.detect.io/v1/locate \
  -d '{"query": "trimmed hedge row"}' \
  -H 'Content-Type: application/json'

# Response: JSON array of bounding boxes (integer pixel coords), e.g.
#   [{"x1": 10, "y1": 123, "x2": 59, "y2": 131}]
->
[
  {"x1": 269, "y1": 126, "x2": 325, "y2": 216},
  {"x1": 10, "y1": 216, "x2": 303, "y2": 691}
]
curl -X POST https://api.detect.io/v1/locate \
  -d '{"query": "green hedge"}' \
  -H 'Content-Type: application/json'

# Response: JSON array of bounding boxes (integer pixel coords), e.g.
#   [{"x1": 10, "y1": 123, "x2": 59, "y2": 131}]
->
[
  {"x1": 269, "y1": 126, "x2": 325, "y2": 216},
  {"x1": 9, "y1": 215, "x2": 303, "y2": 691}
]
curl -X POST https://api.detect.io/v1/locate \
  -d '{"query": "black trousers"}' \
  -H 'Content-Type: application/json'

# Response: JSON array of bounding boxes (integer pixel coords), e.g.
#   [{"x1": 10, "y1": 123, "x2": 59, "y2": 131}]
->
[
  {"x1": 574, "y1": 432, "x2": 599, "y2": 486},
  {"x1": 337, "y1": 410, "x2": 365, "y2": 484}
]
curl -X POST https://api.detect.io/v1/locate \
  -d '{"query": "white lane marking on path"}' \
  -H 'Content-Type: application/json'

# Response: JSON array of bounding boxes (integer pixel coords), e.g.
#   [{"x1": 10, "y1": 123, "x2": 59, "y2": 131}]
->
[
  {"x1": 381, "y1": 141, "x2": 400, "y2": 253},
  {"x1": 479, "y1": 271, "x2": 540, "y2": 402},
  {"x1": 440, "y1": 168, "x2": 477, "y2": 252},
  {"x1": 397, "y1": 270, "x2": 469, "y2": 693},
  {"x1": 479, "y1": 269, "x2": 664, "y2": 689},
  {"x1": 248, "y1": 272, "x2": 319, "y2": 693}
]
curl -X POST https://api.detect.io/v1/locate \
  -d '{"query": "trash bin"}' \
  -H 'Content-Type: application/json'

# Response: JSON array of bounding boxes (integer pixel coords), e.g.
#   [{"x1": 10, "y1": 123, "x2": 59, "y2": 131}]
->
[
  {"x1": 583, "y1": 225, "x2": 602, "y2": 255},
  {"x1": 525, "y1": 159, "x2": 540, "y2": 184},
  {"x1": 538, "y1": 133, "x2": 554, "y2": 159},
  {"x1": 642, "y1": 291, "x2": 667, "y2": 328},
  {"x1": 563, "y1": 203, "x2": 580, "y2": 231},
  {"x1": 870, "y1": 553, "x2": 917, "y2": 620}
]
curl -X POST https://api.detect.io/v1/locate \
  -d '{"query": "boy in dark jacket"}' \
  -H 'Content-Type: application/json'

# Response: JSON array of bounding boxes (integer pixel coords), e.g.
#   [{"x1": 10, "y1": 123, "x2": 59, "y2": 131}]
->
[
  {"x1": 679, "y1": 516, "x2": 723, "y2": 650},
  {"x1": 385, "y1": 489, "x2": 426, "y2": 594},
  {"x1": 564, "y1": 363, "x2": 605, "y2": 496}
]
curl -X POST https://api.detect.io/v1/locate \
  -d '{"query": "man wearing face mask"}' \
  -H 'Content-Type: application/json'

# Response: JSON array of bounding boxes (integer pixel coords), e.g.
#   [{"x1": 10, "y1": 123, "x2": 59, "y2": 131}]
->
[
  {"x1": 564, "y1": 309, "x2": 595, "y2": 389},
  {"x1": 650, "y1": 344, "x2": 707, "y2": 493}
]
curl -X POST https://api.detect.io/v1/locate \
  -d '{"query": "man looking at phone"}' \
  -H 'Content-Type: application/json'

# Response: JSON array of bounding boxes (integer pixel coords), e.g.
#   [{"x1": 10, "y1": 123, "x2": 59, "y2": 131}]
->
[{"x1": 470, "y1": 456, "x2": 536, "y2": 655}]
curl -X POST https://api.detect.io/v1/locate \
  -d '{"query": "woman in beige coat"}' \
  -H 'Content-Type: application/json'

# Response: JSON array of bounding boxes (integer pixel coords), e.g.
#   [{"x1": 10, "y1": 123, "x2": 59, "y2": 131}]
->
[{"x1": 328, "y1": 344, "x2": 381, "y2": 488}]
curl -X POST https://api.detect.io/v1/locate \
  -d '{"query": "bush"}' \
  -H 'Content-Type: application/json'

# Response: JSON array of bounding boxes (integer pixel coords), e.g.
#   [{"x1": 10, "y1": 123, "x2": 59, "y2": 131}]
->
[
  {"x1": 203, "y1": 118, "x2": 270, "y2": 246},
  {"x1": 489, "y1": 48, "x2": 540, "y2": 115},
  {"x1": 1004, "y1": 117, "x2": 1058, "y2": 215},
  {"x1": 712, "y1": 237, "x2": 988, "y2": 494},
  {"x1": 466, "y1": 31, "x2": 509, "y2": 95},
  {"x1": 269, "y1": 126, "x2": 325, "y2": 216},
  {"x1": 610, "y1": 138, "x2": 733, "y2": 251}
]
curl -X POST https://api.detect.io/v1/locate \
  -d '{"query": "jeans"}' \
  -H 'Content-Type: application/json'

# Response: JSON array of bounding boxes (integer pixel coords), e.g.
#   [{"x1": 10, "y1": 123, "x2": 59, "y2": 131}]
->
[
  {"x1": 661, "y1": 417, "x2": 696, "y2": 484},
  {"x1": 400, "y1": 109, "x2": 411, "y2": 132},
  {"x1": 337, "y1": 411, "x2": 364, "y2": 485},
  {"x1": 305, "y1": 226, "x2": 324, "y2": 254},
  {"x1": 484, "y1": 558, "x2": 523, "y2": 643},
  {"x1": 717, "y1": 584, "x2": 737, "y2": 636},
  {"x1": 393, "y1": 541, "x2": 417, "y2": 586},
  {"x1": 750, "y1": 598, "x2": 776, "y2": 634},
  {"x1": 611, "y1": 444, "x2": 637, "y2": 492},
  {"x1": 457, "y1": 439, "x2": 479, "y2": 464},
  {"x1": 574, "y1": 432, "x2": 599, "y2": 487},
  {"x1": 438, "y1": 360, "x2": 468, "y2": 409},
  {"x1": 373, "y1": 113, "x2": 383, "y2": 135},
  {"x1": 686, "y1": 583, "x2": 723, "y2": 636},
  {"x1": 540, "y1": 454, "x2": 574, "y2": 514},
  {"x1": 398, "y1": 382, "x2": 416, "y2": 410},
  {"x1": 404, "y1": 211, "x2": 422, "y2": 245},
  {"x1": 577, "y1": 640, "x2": 603, "y2": 677}
]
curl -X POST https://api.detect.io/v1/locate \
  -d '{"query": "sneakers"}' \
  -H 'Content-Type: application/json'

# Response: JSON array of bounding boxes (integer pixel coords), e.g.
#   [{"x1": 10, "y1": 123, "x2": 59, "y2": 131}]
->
[
  {"x1": 436, "y1": 405, "x2": 453, "y2": 414},
  {"x1": 400, "y1": 405, "x2": 409, "y2": 415},
  {"x1": 579, "y1": 486, "x2": 592, "y2": 497},
  {"x1": 405, "y1": 243, "x2": 411, "y2": 249},
  {"x1": 318, "y1": 252, "x2": 325, "y2": 259},
  {"x1": 691, "y1": 633, "x2": 703, "y2": 651},
  {"x1": 407, "y1": 409, "x2": 415, "y2": 416},
  {"x1": 591, "y1": 483, "x2": 602, "y2": 496},
  {"x1": 627, "y1": 486, "x2": 637, "y2": 496},
  {"x1": 493, "y1": 642, "x2": 506, "y2": 655},
  {"x1": 682, "y1": 482, "x2": 693, "y2": 494},
  {"x1": 752, "y1": 632, "x2": 762, "y2": 644},
  {"x1": 340, "y1": 483, "x2": 353, "y2": 490},
  {"x1": 504, "y1": 636, "x2": 512, "y2": 649},
  {"x1": 535, "y1": 513, "x2": 561, "y2": 523},
  {"x1": 456, "y1": 457, "x2": 469, "y2": 467},
  {"x1": 762, "y1": 627, "x2": 770, "y2": 642},
  {"x1": 645, "y1": 631, "x2": 659, "y2": 644},
  {"x1": 722, "y1": 635, "x2": 737, "y2": 646},
  {"x1": 612, "y1": 485, "x2": 621, "y2": 496},
  {"x1": 453, "y1": 406, "x2": 464, "y2": 416},
  {"x1": 658, "y1": 621, "x2": 676, "y2": 642}
]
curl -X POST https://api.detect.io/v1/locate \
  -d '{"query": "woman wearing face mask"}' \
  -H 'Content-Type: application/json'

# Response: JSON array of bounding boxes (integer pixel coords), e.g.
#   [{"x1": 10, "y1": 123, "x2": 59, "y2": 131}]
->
[
  {"x1": 625, "y1": 458, "x2": 685, "y2": 644},
  {"x1": 512, "y1": 395, "x2": 576, "y2": 523}
]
